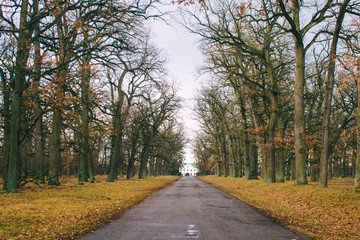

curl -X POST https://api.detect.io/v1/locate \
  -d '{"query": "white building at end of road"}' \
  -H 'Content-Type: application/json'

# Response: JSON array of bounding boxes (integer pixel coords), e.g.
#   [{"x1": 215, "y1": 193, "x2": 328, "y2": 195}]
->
[{"x1": 179, "y1": 163, "x2": 199, "y2": 176}]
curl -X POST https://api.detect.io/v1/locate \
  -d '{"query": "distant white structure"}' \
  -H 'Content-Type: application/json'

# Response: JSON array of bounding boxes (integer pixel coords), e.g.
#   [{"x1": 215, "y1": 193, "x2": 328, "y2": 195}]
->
[{"x1": 179, "y1": 163, "x2": 199, "y2": 176}]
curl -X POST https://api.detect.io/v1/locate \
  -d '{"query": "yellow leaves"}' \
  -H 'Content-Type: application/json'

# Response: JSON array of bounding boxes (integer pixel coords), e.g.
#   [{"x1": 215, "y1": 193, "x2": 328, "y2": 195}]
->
[
  {"x1": 0, "y1": 176, "x2": 179, "y2": 240},
  {"x1": 200, "y1": 176, "x2": 360, "y2": 240}
]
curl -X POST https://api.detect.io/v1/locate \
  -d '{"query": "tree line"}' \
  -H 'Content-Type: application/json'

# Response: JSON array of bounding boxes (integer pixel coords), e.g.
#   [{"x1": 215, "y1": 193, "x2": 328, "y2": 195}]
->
[
  {"x1": 185, "y1": 0, "x2": 360, "y2": 191},
  {"x1": 0, "y1": 0, "x2": 185, "y2": 193}
]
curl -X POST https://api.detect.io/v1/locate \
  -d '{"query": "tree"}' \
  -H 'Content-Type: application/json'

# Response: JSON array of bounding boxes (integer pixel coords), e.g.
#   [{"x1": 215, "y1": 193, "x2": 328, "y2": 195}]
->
[
  {"x1": 106, "y1": 32, "x2": 166, "y2": 181},
  {"x1": 319, "y1": 0, "x2": 351, "y2": 187},
  {"x1": 6, "y1": 0, "x2": 32, "y2": 192},
  {"x1": 138, "y1": 83, "x2": 181, "y2": 178},
  {"x1": 0, "y1": 0, "x2": 174, "y2": 190},
  {"x1": 184, "y1": 0, "x2": 293, "y2": 181},
  {"x1": 277, "y1": 0, "x2": 340, "y2": 184}
]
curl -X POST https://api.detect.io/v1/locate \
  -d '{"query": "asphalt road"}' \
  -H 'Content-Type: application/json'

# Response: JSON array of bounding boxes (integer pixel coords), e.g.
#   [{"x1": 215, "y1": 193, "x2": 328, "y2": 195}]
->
[{"x1": 80, "y1": 177, "x2": 310, "y2": 240}]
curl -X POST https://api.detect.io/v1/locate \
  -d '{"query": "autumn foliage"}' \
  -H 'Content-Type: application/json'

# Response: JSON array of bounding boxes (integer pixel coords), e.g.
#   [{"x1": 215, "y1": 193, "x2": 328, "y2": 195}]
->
[
  {"x1": 200, "y1": 176, "x2": 360, "y2": 240},
  {"x1": 0, "y1": 0, "x2": 185, "y2": 192},
  {"x1": 188, "y1": 0, "x2": 360, "y2": 191},
  {"x1": 0, "y1": 176, "x2": 179, "y2": 239}
]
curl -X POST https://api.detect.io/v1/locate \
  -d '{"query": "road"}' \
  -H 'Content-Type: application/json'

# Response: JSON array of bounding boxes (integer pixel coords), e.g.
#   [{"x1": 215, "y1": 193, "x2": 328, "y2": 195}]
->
[{"x1": 80, "y1": 177, "x2": 310, "y2": 240}]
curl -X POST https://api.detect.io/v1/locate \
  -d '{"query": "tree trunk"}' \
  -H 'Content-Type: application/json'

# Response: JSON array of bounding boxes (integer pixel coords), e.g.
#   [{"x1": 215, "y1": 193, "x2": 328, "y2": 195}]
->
[
  {"x1": 238, "y1": 91, "x2": 251, "y2": 179},
  {"x1": 127, "y1": 128, "x2": 140, "y2": 179},
  {"x1": 352, "y1": 148, "x2": 356, "y2": 178},
  {"x1": 48, "y1": 107, "x2": 62, "y2": 185},
  {"x1": 319, "y1": 0, "x2": 349, "y2": 187},
  {"x1": 149, "y1": 157, "x2": 155, "y2": 176},
  {"x1": 215, "y1": 134, "x2": 223, "y2": 176},
  {"x1": 236, "y1": 137, "x2": 243, "y2": 177},
  {"x1": 265, "y1": 129, "x2": 276, "y2": 183},
  {"x1": 88, "y1": 150, "x2": 96, "y2": 183},
  {"x1": 49, "y1": 2, "x2": 74, "y2": 185},
  {"x1": 118, "y1": 145, "x2": 125, "y2": 178},
  {"x1": 154, "y1": 157, "x2": 160, "y2": 176},
  {"x1": 7, "y1": 0, "x2": 30, "y2": 192},
  {"x1": 231, "y1": 137, "x2": 240, "y2": 178},
  {"x1": 108, "y1": 103, "x2": 122, "y2": 181},
  {"x1": 277, "y1": 120, "x2": 287, "y2": 183},
  {"x1": 34, "y1": 101, "x2": 45, "y2": 183},
  {"x1": 108, "y1": 130, "x2": 120, "y2": 181},
  {"x1": 78, "y1": 49, "x2": 91, "y2": 182},
  {"x1": 291, "y1": 156, "x2": 296, "y2": 180},
  {"x1": 33, "y1": 0, "x2": 45, "y2": 183},
  {"x1": 107, "y1": 69, "x2": 127, "y2": 182},
  {"x1": 355, "y1": 61, "x2": 360, "y2": 192},
  {"x1": 276, "y1": 149, "x2": 285, "y2": 183},
  {"x1": 292, "y1": 2, "x2": 308, "y2": 184},
  {"x1": 139, "y1": 140, "x2": 151, "y2": 179},
  {"x1": 249, "y1": 144, "x2": 258, "y2": 179},
  {"x1": 328, "y1": 158, "x2": 333, "y2": 179},
  {"x1": 341, "y1": 151, "x2": 346, "y2": 178},
  {"x1": 264, "y1": 49, "x2": 279, "y2": 183},
  {"x1": 222, "y1": 128, "x2": 229, "y2": 177},
  {"x1": 286, "y1": 160, "x2": 291, "y2": 180},
  {"x1": 1, "y1": 69, "x2": 10, "y2": 190},
  {"x1": 78, "y1": 83, "x2": 90, "y2": 182}
]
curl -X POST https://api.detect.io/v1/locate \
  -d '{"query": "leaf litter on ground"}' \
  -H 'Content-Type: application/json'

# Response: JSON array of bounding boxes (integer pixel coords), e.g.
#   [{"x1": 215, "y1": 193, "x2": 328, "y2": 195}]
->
[
  {"x1": 199, "y1": 176, "x2": 359, "y2": 240},
  {"x1": 0, "y1": 175, "x2": 179, "y2": 240}
]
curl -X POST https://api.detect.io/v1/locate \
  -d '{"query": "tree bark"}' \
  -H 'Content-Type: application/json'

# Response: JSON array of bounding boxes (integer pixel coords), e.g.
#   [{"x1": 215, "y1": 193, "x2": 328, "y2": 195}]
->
[
  {"x1": 48, "y1": 6, "x2": 69, "y2": 185},
  {"x1": 221, "y1": 127, "x2": 229, "y2": 177},
  {"x1": 78, "y1": 27, "x2": 92, "y2": 182},
  {"x1": 264, "y1": 49, "x2": 279, "y2": 183},
  {"x1": 1, "y1": 69, "x2": 10, "y2": 190},
  {"x1": 292, "y1": 1, "x2": 308, "y2": 185},
  {"x1": 7, "y1": 0, "x2": 30, "y2": 192},
  {"x1": 127, "y1": 127, "x2": 140, "y2": 179},
  {"x1": 139, "y1": 139, "x2": 151, "y2": 179},
  {"x1": 319, "y1": 0, "x2": 350, "y2": 187},
  {"x1": 78, "y1": 58, "x2": 91, "y2": 182},
  {"x1": 237, "y1": 88, "x2": 251, "y2": 179},
  {"x1": 355, "y1": 58, "x2": 360, "y2": 192},
  {"x1": 33, "y1": 0, "x2": 45, "y2": 183},
  {"x1": 215, "y1": 133, "x2": 223, "y2": 176},
  {"x1": 277, "y1": 119, "x2": 287, "y2": 183},
  {"x1": 48, "y1": 106, "x2": 62, "y2": 185},
  {"x1": 107, "y1": 69, "x2": 127, "y2": 182},
  {"x1": 230, "y1": 137, "x2": 240, "y2": 178},
  {"x1": 107, "y1": 102, "x2": 125, "y2": 181}
]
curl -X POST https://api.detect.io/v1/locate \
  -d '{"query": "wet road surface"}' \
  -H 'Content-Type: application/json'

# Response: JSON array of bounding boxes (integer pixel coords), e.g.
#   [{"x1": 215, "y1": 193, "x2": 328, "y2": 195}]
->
[{"x1": 80, "y1": 177, "x2": 310, "y2": 240}]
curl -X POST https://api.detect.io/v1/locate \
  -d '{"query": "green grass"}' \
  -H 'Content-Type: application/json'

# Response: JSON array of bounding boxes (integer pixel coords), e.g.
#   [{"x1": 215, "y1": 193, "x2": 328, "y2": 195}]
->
[{"x1": 0, "y1": 175, "x2": 179, "y2": 239}]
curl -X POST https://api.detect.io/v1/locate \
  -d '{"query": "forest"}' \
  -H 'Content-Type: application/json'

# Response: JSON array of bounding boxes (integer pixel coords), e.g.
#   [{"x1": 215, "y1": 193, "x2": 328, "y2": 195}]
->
[
  {"x1": 186, "y1": 0, "x2": 360, "y2": 191},
  {"x1": 1, "y1": 0, "x2": 360, "y2": 193},
  {"x1": 0, "y1": 0, "x2": 185, "y2": 193}
]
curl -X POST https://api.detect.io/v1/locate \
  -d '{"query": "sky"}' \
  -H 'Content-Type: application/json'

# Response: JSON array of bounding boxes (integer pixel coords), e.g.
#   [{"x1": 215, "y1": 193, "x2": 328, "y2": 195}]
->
[{"x1": 148, "y1": 4, "x2": 205, "y2": 163}]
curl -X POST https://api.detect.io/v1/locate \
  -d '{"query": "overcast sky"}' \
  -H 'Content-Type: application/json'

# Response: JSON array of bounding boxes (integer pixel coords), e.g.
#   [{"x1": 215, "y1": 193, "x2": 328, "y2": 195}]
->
[{"x1": 148, "y1": 4, "x2": 205, "y2": 163}]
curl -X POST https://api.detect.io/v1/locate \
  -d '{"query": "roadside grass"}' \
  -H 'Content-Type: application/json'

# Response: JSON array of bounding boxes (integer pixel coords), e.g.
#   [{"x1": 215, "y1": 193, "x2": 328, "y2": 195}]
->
[
  {"x1": 199, "y1": 176, "x2": 359, "y2": 240},
  {"x1": 0, "y1": 175, "x2": 179, "y2": 240}
]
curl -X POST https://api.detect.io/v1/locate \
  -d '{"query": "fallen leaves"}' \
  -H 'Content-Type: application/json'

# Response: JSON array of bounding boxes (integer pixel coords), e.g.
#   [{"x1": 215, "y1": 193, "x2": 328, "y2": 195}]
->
[
  {"x1": 0, "y1": 176, "x2": 179, "y2": 240},
  {"x1": 199, "y1": 176, "x2": 359, "y2": 240}
]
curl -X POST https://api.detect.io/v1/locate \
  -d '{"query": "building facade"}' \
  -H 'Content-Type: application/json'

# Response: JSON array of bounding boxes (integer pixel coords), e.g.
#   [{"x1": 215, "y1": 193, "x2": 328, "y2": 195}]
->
[{"x1": 179, "y1": 163, "x2": 199, "y2": 176}]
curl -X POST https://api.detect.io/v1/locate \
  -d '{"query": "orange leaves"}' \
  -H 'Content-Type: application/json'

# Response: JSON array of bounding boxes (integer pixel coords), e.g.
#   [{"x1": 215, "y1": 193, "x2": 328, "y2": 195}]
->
[
  {"x1": 236, "y1": 2, "x2": 252, "y2": 17},
  {"x1": 336, "y1": 53, "x2": 359, "y2": 96},
  {"x1": 173, "y1": 0, "x2": 207, "y2": 7}
]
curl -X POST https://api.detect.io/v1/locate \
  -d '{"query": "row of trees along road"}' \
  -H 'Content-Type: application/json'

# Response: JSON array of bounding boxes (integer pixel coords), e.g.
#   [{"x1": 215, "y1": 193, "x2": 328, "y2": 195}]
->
[
  {"x1": 0, "y1": 0, "x2": 186, "y2": 192},
  {"x1": 185, "y1": 0, "x2": 360, "y2": 192}
]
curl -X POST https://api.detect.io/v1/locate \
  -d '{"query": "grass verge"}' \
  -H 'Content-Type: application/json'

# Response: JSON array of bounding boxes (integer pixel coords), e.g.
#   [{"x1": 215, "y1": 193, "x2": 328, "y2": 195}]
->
[
  {"x1": 0, "y1": 175, "x2": 179, "y2": 239},
  {"x1": 198, "y1": 176, "x2": 359, "y2": 240}
]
